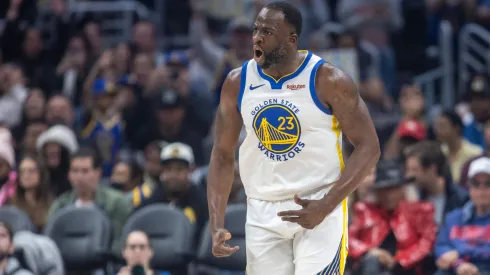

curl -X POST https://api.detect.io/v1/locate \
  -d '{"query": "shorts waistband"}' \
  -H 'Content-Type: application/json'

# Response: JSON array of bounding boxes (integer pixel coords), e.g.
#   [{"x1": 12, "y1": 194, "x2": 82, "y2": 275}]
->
[{"x1": 247, "y1": 184, "x2": 334, "y2": 203}]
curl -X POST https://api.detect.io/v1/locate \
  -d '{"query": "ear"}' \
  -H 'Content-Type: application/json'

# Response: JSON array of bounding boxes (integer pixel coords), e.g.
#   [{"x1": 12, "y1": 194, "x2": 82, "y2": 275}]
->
[{"x1": 289, "y1": 33, "x2": 298, "y2": 45}]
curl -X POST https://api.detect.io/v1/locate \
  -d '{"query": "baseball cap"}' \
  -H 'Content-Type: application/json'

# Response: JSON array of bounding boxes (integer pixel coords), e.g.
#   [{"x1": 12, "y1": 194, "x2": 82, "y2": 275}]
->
[
  {"x1": 372, "y1": 160, "x2": 407, "y2": 189},
  {"x1": 93, "y1": 78, "x2": 117, "y2": 96},
  {"x1": 397, "y1": 119, "x2": 426, "y2": 140},
  {"x1": 155, "y1": 89, "x2": 186, "y2": 110},
  {"x1": 465, "y1": 75, "x2": 490, "y2": 101},
  {"x1": 468, "y1": 157, "x2": 490, "y2": 179},
  {"x1": 160, "y1": 142, "x2": 195, "y2": 166}
]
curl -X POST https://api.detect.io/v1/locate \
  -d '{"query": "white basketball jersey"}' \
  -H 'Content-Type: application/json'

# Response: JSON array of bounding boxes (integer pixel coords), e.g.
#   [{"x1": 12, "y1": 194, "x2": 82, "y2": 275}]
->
[{"x1": 238, "y1": 51, "x2": 343, "y2": 201}]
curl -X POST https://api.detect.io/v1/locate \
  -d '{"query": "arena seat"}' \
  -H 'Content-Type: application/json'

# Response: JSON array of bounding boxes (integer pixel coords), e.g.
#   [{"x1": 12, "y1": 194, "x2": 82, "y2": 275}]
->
[
  {"x1": 196, "y1": 204, "x2": 246, "y2": 271},
  {"x1": 122, "y1": 203, "x2": 195, "y2": 272},
  {"x1": 0, "y1": 206, "x2": 35, "y2": 233},
  {"x1": 43, "y1": 206, "x2": 112, "y2": 271}
]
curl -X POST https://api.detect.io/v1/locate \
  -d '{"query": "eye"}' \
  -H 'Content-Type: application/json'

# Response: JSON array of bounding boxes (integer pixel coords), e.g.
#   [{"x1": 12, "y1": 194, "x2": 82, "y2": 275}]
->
[
  {"x1": 253, "y1": 27, "x2": 258, "y2": 32},
  {"x1": 265, "y1": 31, "x2": 272, "y2": 35}
]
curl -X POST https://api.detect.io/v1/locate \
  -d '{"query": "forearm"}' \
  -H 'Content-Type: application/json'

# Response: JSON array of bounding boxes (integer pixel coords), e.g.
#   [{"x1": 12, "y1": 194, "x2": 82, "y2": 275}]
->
[
  {"x1": 207, "y1": 148, "x2": 235, "y2": 233},
  {"x1": 323, "y1": 141, "x2": 380, "y2": 211}
]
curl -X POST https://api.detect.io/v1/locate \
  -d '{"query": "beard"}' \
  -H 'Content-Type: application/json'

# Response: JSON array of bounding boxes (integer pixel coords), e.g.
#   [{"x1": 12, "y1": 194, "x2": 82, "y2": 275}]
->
[{"x1": 261, "y1": 44, "x2": 288, "y2": 69}]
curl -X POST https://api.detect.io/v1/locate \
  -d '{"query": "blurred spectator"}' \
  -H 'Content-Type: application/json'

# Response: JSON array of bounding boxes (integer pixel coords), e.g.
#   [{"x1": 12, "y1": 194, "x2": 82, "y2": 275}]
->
[
  {"x1": 36, "y1": 125, "x2": 78, "y2": 196},
  {"x1": 0, "y1": 222, "x2": 33, "y2": 275},
  {"x1": 434, "y1": 157, "x2": 490, "y2": 275},
  {"x1": 460, "y1": 119, "x2": 490, "y2": 187},
  {"x1": 384, "y1": 84, "x2": 426, "y2": 159},
  {"x1": 11, "y1": 88, "x2": 46, "y2": 141},
  {"x1": 110, "y1": 161, "x2": 151, "y2": 208},
  {"x1": 83, "y1": 21, "x2": 103, "y2": 61},
  {"x1": 349, "y1": 161, "x2": 436, "y2": 275},
  {"x1": 405, "y1": 141, "x2": 468, "y2": 224},
  {"x1": 348, "y1": 167, "x2": 376, "y2": 221},
  {"x1": 0, "y1": 64, "x2": 28, "y2": 128},
  {"x1": 0, "y1": 132, "x2": 17, "y2": 207},
  {"x1": 132, "y1": 20, "x2": 164, "y2": 66},
  {"x1": 80, "y1": 79, "x2": 125, "y2": 177},
  {"x1": 141, "y1": 141, "x2": 166, "y2": 194},
  {"x1": 189, "y1": 0, "x2": 253, "y2": 103},
  {"x1": 44, "y1": 95, "x2": 76, "y2": 129},
  {"x1": 136, "y1": 142, "x2": 208, "y2": 242},
  {"x1": 48, "y1": 147, "x2": 132, "y2": 252},
  {"x1": 117, "y1": 231, "x2": 170, "y2": 275},
  {"x1": 19, "y1": 120, "x2": 48, "y2": 158},
  {"x1": 133, "y1": 89, "x2": 205, "y2": 166},
  {"x1": 9, "y1": 155, "x2": 52, "y2": 232},
  {"x1": 461, "y1": 75, "x2": 490, "y2": 149},
  {"x1": 55, "y1": 35, "x2": 90, "y2": 107},
  {"x1": 434, "y1": 110, "x2": 483, "y2": 184}
]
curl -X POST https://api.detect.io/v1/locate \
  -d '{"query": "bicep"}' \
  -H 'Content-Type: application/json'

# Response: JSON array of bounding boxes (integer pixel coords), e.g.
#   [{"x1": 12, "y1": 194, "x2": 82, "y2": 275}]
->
[
  {"x1": 212, "y1": 74, "x2": 243, "y2": 152},
  {"x1": 320, "y1": 69, "x2": 377, "y2": 146}
]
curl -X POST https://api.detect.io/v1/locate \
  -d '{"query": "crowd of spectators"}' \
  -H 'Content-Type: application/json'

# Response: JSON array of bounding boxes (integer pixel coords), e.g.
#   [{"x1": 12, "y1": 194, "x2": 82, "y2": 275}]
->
[{"x1": 0, "y1": 0, "x2": 488, "y2": 274}]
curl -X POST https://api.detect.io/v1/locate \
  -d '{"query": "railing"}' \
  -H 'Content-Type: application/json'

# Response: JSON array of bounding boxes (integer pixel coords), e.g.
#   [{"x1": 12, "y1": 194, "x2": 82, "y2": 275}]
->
[
  {"x1": 458, "y1": 23, "x2": 490, "y2": 97},
  {"x1": 414, "y1": 20, "x2": 454, "y2": 110},
  {"x1": 67, "y1": 1, "x2": 153, "y2": 48}
]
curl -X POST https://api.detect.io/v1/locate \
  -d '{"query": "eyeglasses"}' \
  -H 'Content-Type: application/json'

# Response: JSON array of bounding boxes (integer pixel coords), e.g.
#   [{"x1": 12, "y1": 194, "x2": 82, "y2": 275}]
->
[
  {"x1": 126, "y1": 244, "x2": 148, "y2": 250},
  {"x1": 469, "y1": 180, "x2": 490, "y2": 188}
]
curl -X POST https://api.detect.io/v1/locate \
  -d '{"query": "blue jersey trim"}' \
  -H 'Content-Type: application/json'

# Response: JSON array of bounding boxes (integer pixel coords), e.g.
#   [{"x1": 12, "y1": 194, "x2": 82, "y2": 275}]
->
[
  {"x1": 309, "y1": 59, "x2": 332, "y2": 115},
  {"x1": 256, "y1": 51, "x2": 312, "y2": 90},
  {"x1": 237, "y1": 60, "x2": 249, "y2": 112}
]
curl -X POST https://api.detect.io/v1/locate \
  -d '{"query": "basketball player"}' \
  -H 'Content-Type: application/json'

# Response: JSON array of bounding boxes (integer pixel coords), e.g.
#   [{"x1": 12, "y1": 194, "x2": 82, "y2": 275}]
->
[{"x1": 207, "y1": 2, "x2": 380, "y2": 274}]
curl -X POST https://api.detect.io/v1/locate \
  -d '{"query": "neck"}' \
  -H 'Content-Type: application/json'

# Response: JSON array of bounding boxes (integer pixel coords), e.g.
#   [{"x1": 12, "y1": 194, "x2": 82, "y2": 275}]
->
[
  {"x1": 427, "y1": 177, "x2": 446, "y2": 196},
  {"x1": 262, "y1": 49, "x2": 301, "y2": 79},
  {"x1": 24, "y1": 190, "x2": 37, "y2": 205},
  {"x1": 476, "y1": 204, "x2": 490, "y2": 216},
  {"x1": 0, "y1": 259, "x2": 8, "y2": 271},
  {"x1": 78, "y1": 192, "x2": 95, "y2": 202},
  {"x1": 446, "y1": 137, "x2": 462, "y2": 154},
  {"x1": 159, "y1": 123, "x2": 181, "y2": 137}
]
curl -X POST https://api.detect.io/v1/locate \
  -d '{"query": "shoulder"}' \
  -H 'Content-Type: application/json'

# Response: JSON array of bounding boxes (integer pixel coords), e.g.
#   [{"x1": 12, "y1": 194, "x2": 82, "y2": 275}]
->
[
  {"x1": 402, "y1": 201, "x2": 434, "y2": 214},
  {"x1": 353, "y1": 201, "x2": 378, "y2": 212},
  {"x1": 315, "y1": 62, "x2": 357, "y2": 93},
  {"x1": 101, "y1": 185, "x2": 129, "y2": 202},
  {"x1": 444, "y1": 207, "x2": 465, "y2": 224},
  {"x1": 219, "y1": 66, "x2": 244, "y2": 102}
]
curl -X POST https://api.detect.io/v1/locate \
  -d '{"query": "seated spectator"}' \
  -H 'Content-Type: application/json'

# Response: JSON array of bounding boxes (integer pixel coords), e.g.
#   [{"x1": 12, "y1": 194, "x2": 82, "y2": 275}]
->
[
  {"x1": 141, "y1": 141, "x2": 166, "y2": 193},
  {"x1": 36, "y1": 125, "x2": 78, "y2": 196},
  {"x1": 349, "y1": 161, "x2": 436, "y2": 275},
  {"x1": 117, "y1": 231, "x2": 170, "y2": 275},
  {"x1": 136, "y1": 142, "x2": 208, "y2": 242},
  {"x1": 434, "y1": 110, "x2": 482, "y2": 184},
  {"x1": 110, "y1": 160, "x2": 151, "y2": 207},
  {"x1": 48, "y1": 147, "x2": 132, "y2": 252},
  {"x1": 9, "y1": 155, "x2": 52, "y2": 232},
  {"x1": 461, "y1": 75, "x2": 490, "y2": 149},
  {"x1": 0, "y1": 222, "x2": 33, "y2": 275},
  {"x1": 0, "y1": 132, "x2": 17, "y2": 207},
  {"x1": 434, "y1": 157, "x2": 490, "y2": 275},
  {"x1": 459, "y1": 118, "x2": 490, "y2": 187},
  {"x1": 405, "y1": 141, "x2": 469, "y2": 224},
  {"x1": 80, "y1": 78, "x2": 125, "y2": 178},
  {"x1": 384, "y1": 84, "x2": 426, "y2": 160},
  {"x1": 19, "y1": 120, "x2": 48, "y2": 157}
]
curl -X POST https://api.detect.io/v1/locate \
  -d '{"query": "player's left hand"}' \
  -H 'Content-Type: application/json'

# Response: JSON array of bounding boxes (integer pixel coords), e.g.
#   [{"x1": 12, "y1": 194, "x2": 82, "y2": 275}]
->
[{"x1": 277, "y1": 194, "x2": 329, "y2": 229}]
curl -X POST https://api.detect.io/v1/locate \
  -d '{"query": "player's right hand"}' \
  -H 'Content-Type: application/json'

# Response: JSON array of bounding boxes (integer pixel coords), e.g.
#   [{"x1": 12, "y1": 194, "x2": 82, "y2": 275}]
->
[{"x1": 211, "y1": 228, "x2": 239, "y2": 258}]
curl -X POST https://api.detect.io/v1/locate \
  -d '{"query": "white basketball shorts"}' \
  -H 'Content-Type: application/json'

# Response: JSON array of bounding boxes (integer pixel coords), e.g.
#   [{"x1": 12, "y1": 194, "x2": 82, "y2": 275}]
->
[{"x1": 245, "y1": 188, "x2": 348, "y2": 275}]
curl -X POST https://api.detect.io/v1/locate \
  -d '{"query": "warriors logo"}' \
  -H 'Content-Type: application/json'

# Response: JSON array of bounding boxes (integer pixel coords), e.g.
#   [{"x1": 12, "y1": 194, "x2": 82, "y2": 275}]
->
[{"x1": 252, "y1": 102, "x2": 305, "y2": 161}]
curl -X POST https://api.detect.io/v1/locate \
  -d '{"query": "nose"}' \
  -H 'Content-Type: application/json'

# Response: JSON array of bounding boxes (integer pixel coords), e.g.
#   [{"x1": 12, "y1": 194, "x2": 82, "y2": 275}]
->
[{"x1": 253, "y1": 33, "x2": 263, "y2": 45}]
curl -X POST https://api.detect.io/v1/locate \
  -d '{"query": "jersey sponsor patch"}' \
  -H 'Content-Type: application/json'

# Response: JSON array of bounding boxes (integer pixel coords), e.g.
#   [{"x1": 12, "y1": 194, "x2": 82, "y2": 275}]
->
[{"x1": 252, "y1": 99, "x2": 305, "y2": 161}]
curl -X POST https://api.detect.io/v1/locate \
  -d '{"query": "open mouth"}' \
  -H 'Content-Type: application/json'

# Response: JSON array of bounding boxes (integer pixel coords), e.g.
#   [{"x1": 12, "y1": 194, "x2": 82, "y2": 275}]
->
[{"x1": 254, "y1": 47, "x2": 264, "y2": 61}]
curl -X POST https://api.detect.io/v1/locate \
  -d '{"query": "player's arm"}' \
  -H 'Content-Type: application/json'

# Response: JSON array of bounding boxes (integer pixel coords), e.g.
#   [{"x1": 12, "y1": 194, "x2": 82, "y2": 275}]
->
[
  {"x1": 207, "y1": 68, "x2": 243, "y2": 255},
  {"x1": 317, "y1": 64, "x2": 381, "y2": 213}
]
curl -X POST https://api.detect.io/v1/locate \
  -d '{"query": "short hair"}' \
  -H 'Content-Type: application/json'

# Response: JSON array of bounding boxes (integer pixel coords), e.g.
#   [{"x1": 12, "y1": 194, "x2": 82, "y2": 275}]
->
[
  {"x1": 405, "y1": 141, "x2": 449, "y2": 177},
  {"x1": 71, "y1": 147, "x2": 101, "y2": 169},
  {"x1": 0, "y1": 222, "x2": 14, "y2": 242},
  {"x1": 265, "y1": 2, "x2": 303, "y2": 37},
  {"x1": 439, "y1": 110, "x2": 464, "y2": 134}
]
